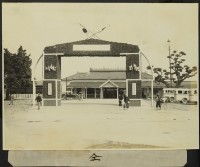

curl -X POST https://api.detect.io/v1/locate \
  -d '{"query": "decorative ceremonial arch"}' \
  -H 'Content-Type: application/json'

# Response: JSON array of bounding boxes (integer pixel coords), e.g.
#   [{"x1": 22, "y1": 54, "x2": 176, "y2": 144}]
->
[{"x1": 34, "y1": 38, "x2": 154, "y2": 106}]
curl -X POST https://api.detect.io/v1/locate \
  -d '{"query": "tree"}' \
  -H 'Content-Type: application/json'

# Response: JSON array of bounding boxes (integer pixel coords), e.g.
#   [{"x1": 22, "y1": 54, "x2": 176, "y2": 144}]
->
[
  {"x1": 147, "y1": 50, "x2": 197, "y2": 88},
  {"x1": 4, "y1": 46, "x2": 32, "y2": 99}
]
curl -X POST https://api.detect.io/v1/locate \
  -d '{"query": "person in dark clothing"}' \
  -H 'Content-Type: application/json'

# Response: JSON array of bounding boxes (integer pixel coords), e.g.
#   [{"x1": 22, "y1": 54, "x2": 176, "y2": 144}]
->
[
  {"x1": 9, "y1": 94, "x2": 14, "y2": 105},
  {"x1": 123, "y1": 94, "x2": 130, "y2": 110},
  {"x1": 118, "y1": 89, "x2": 124, "y2": 107},
  {"x1": 35, "y1": 93, "x2": 42, "y2": 110},
  {"x1": 118, "y1": 94, "x2": 124, "y2": 106},
  {"x1": 155, "y1": 94, "x2": 161, "y2": 109}
]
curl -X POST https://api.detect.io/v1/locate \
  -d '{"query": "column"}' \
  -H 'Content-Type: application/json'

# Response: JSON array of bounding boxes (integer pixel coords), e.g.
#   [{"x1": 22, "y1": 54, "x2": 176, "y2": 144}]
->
[
  {"x1": 100, "y1": 87, "x2": 103, "y2": 99},
  {"x1": 116, "y1": 87, "x2": 119, "y2": 99},
  {"x1": 32, "y1": 80, "x2": 36, "y2": 106},
  {"x1": 126, "y1": 53, "x2": 141, "y2": 106},
  {"x1": 94, "y1": 88, "x2": 96, "y2": 99},
  {"x1": 85, "y1": 88, "x2": 87, "y2": 99},
  {"x1": 43, "y1": 54, "x2": 61, "y2": 106},
  {"x1": 151, "y1": 80, "x2": 154, "y2": 107}
]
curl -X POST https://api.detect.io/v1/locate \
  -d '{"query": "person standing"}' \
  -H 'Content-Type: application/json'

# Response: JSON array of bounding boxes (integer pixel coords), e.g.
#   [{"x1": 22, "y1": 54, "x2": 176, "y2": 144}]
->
[
  {"x1": 118, "y1": 94, "x2": 123, "y2": 106},
  {"x1": 9, "y1": 94, "x2": 14, "y2": 105},
  {"x1": 118, "y1": 89, "x2": 124, "y2": 107},
  {"x1": 35, "y1": 93, "x2": 42, "y2": 110},
  {"x1": 123, "y1": 94, "x2": 130, "y2": 110},
  {"x1": 155, "y1": 94, "x2": 161, "y2": 109}
]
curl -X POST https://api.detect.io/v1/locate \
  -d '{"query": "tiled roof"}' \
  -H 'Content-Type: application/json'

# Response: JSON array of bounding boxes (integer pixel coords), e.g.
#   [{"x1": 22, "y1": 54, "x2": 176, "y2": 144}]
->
[
  {"x1": 68, "y1": 81, "x2": 126, "y2": 88},
  {"x1": 63, "y1": 71, "x2": 153, "y2": 81},
  {"x1": 68, "y1": 82, "x2": 104, "y2": 88},
  {"x1": 67, "y1": 81, "x2": 165, "y2": 88}
]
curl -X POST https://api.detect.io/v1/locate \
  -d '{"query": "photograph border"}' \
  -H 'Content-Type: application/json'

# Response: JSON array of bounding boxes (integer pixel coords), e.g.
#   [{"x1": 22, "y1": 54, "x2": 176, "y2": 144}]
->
[{"x1": 1, "y1": 0, "x2": 199, "y2": 166}]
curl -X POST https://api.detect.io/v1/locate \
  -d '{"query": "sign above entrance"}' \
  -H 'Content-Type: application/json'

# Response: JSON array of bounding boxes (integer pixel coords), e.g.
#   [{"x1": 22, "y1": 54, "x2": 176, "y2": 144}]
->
[{"x1": 73, "y1": 44, "x2": 110, "y2": 51}]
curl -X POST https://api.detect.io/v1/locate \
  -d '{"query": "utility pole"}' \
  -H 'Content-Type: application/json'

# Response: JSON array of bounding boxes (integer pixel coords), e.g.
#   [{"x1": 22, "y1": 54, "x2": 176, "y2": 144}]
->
[{"x1": 167, "y1": 40, "x2": 172, "y2": 87}]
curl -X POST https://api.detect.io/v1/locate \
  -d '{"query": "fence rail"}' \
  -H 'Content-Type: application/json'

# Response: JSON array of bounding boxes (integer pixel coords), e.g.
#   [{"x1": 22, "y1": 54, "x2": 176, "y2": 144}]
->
[{"x1": 13, "y1": 94, "x2": 35, "y2": 99}]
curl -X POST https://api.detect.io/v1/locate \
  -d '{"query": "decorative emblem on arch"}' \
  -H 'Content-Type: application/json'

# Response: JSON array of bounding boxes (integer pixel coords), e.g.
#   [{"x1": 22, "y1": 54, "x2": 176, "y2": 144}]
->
[
  {"x1": 129, "y1": 63, "x2": 139, "y2": 71},
  {"x1": 45, "y1": 64, "x2": 57, "y2": 71}
]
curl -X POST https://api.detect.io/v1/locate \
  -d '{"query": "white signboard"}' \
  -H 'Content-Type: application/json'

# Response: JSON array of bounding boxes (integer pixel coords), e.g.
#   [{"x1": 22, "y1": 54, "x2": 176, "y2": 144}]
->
[
  {"x1": 73, "y1": 44, "x2": 110, "y2": 51},
  {"x1": 48, "y1": 83, "x2": 52, "y2": 95},
  {"x1": 132, "y1": 83, "x2": 136, "y2": 95}
]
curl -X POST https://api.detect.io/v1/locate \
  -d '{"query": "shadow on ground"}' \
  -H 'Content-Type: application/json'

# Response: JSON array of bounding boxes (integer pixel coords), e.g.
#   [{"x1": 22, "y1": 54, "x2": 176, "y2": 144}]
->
[{"x1": 87, "y1": 141, "x2": 165, "y2": 149}]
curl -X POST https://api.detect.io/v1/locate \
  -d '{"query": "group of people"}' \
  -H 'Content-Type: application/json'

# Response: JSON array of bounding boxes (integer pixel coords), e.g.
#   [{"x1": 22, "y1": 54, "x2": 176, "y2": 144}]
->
[
  {"x1": 118, "y1": 92, "x2": 163, "y2": 110},
  {"x1": 9, "y1": 92, "x2": 163, "y2": 110},
  {"x1": 118, "y1": 91, "x2": 130, "y2": 110},
  {"x1": 8, "y1": 93, "x2": 42, "y2": 110}
]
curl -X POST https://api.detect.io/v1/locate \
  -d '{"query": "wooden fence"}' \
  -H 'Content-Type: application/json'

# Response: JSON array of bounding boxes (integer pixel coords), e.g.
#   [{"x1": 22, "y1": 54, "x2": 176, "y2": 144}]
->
[{"x1": 13, "y1": 94, "x2": 34, "y2": 99}]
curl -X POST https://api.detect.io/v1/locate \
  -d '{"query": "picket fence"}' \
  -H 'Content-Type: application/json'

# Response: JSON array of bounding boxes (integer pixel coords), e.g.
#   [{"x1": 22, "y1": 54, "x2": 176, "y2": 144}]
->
[{"x1": 13, "y1": 94, "x2": 34, "y2": 99}]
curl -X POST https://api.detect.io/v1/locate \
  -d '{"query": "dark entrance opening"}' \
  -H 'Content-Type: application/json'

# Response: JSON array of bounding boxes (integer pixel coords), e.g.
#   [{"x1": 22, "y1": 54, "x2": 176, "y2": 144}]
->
[
  {"x1": 103, "y1": 88, "x2": 117, "y2": 99},
  {"x1": 87, "y1": 88, "x2": 95, "y2": 98}
]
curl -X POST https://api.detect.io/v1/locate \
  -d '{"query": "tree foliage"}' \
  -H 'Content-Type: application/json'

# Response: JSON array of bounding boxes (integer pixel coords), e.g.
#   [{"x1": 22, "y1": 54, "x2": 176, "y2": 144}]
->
[
  {"x1": 147, "y1": 50, "x2": 197, "y2": 88},
  {"x1": 4, "y1": 46, "x2": 32, "y2": 98}
]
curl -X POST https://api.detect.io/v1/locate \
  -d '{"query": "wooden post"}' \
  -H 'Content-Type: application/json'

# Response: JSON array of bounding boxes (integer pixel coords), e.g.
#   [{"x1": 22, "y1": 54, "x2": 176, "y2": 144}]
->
[
  {"x1": 100, "y1": 87, "x2": 103, "y2": 99},
  {"x1": 85, "y1": 88, "x2": 87, "y2": 99},
  {"x1": 117, "y1": 87, "x2": 119, "y2": 99},
  {"x1": 94, "y1": 88, "x2": 96, "y2": 99},
  {"x1": 32, "y1": 80, "x2": 36, "y2": 106},
  {"x1": 151, "y1": 80, "x2": 154, "y2": 107}
]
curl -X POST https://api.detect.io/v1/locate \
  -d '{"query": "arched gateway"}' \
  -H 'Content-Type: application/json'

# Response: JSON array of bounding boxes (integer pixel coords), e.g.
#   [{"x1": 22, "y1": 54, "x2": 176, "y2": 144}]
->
[{"x1": 42, "y1": 38, "x2": 143, "y2": 106}]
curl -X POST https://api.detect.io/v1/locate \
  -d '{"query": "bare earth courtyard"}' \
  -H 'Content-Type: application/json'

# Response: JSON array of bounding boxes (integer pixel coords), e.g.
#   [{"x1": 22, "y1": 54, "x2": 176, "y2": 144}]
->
[{"x1": 3, "y1": 99, "x2": 199, "y2": 150}]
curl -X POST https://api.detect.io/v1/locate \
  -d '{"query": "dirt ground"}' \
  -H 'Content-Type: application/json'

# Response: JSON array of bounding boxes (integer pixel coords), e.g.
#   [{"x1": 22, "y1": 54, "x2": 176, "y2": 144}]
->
[{"x1": 3, "y1": 99, "x2": 199, "y2": 150}]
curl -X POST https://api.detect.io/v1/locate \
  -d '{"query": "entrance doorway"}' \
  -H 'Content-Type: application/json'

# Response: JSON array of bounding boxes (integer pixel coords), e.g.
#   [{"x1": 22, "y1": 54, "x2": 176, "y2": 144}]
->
[{"x1": 103, "y1": 88, "x2": 117, "y2": 99}]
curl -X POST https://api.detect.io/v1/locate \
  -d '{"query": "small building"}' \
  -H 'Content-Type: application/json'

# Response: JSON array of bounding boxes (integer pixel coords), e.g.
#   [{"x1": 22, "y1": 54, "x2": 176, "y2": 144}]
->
[{"x1": 61, "y1": 68, "x2": 165, "y2": 99}]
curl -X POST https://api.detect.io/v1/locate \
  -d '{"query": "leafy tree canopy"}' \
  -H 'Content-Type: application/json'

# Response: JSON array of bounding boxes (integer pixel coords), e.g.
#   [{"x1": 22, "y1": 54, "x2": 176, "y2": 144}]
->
[
  {"x1": 4, "y1": 46, "x2": 32, "y2": 96},
  {"x1": 147, "y1": 50, "x2": 197, "y2": 88}
]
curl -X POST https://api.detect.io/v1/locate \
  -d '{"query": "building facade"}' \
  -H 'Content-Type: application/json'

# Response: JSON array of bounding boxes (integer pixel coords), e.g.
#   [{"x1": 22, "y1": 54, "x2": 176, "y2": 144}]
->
[{"x1": 61, "y1": 68, "x2": 165, "y2": 99}]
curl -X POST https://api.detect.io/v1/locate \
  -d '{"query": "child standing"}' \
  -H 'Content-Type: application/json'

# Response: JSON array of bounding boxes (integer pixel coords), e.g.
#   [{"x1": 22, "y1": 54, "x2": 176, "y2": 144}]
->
[
  {"x1": 35, "y1": 93, "x2": 42, "y2": 110},
  {"x1": 156, "y1": 94, "x2": 161, "y2": 109}
]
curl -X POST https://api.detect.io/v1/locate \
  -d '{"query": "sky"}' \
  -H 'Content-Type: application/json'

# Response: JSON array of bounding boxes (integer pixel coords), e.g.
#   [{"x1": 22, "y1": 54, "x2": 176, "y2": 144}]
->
[{"x1": 2, "y1": 3, "x2": 198, "y2": 80}]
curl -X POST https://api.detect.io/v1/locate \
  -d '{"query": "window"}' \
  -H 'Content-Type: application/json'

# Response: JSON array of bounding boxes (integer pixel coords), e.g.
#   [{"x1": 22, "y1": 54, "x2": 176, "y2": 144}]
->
[
  {"x1": 178, "y1": 90, "x2": 182, "y2": 94},
  {"x1": 183, "y1": 91, "x2": 188, "y2": 94},
  {"x1": 194, "y1": 90, "x2": 197, "y2": 94},
  {"x1": 48, "y1": 83, "x2": 52, "y2": 95},
  {"x1": 132, "y1": 83, "x2": 136, "y2": 95}
]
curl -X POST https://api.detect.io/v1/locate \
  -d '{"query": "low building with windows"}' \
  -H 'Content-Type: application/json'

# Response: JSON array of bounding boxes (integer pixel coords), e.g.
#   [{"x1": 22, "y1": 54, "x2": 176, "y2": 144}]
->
[{"x1": 61, "y1": 68, "x2": 165, "y2": 99}]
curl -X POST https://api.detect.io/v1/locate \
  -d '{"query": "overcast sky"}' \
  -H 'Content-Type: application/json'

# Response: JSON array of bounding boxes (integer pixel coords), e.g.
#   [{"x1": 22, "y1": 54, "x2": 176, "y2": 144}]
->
[{"x1": 2, "y1": 3, "x2": 198, "y2": 80}]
